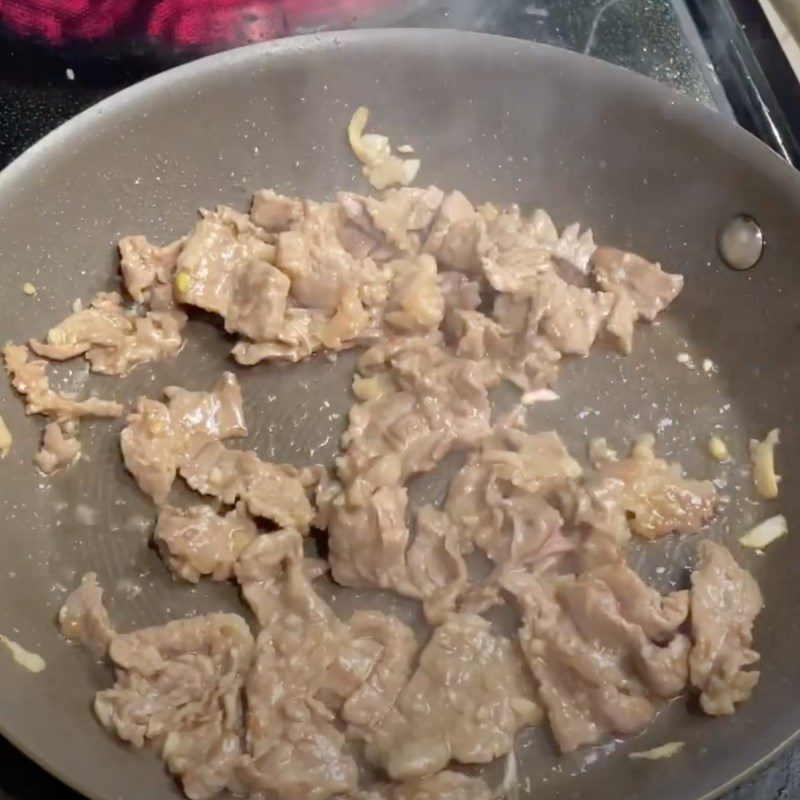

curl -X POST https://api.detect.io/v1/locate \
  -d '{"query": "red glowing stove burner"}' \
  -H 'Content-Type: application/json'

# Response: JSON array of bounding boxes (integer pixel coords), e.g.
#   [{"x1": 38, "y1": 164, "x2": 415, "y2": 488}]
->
[{"x1": 0, "y1": 0, "x2": 392, "y2": 46}]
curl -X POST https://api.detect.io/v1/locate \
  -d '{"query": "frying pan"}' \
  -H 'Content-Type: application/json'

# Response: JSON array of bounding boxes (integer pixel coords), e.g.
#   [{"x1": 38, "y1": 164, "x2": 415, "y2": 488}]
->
[{"x1": 0, "y1": 28, "x2": 798, "y2": 800}]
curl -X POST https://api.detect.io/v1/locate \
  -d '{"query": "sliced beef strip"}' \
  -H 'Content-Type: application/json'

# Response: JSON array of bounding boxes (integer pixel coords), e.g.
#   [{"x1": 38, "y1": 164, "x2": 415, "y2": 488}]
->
[
  {"x1": 338, "y1": 336, "x2": 493, "y2": 495},
  {"x1": 365, "y1": 613, "x2": 539, "y2": 781},
  {"x1": 174, "y1": 207, "x2": 276, "y2": 317},
  {"x1": 118, "y1": 234, "x2": 183, "y2": 303},
  {"x1": 96, "y1": 613, "x2": 254, "y2": 800},
  {"x1": 153, "y1": 503, "x2": 258, "y2": 583},
  {"x1": 590, "y1": 434, "x2": 717, "y2": 539},
  {"x1": 230, "y1": 286, "x2": 381, "y2": 366},
  {"x1": 171, "y1": 207, "x2": 355, "y2": 359},
  {"x1": 223, "y1": 259, "x2": 291, "y2": 342},
  {"x1": 444, "y1": 424, "x2": 578, "y2": 571},
  {"x1": 689, "y1": 540, "x2": 763, "y2": 715},
  {"x1": 423, "y1": 190, "x2": 487, "y2": 274},
  {"x1": 531, "y1": 272, "x2": 614, "y2": 356},
  {"x1": 35, "y1": 421, "x2": 80, "y2": 474},
  {"x1": 120, "y1": 372, "x2": 246, "y2": 505},
  {"x1": 591, "y1": 246, "x2": 684, "y2": 323},
  {"x1": 505, "y1": 570, "x2": 689, "y2": 753},
  {"x1": 250, "y1": 189, "x2": 304, "y2": 233},
  {"x1": 338, "y1": 186, "x2": 444, "y2": 258},
  {"x1": 590, "y1": 562, "x2": 689, "y2": 641},
  {"x1": 384, "y1": 254, "x2": 444, "y2": 334},
  {"x1": 329, "y1": 337, "x2": 492, "y2": 593},
  {"x1": 231, "y1": 307, "x2": 329, "y2": 365},
  {"x1": 179, "y1": 440, "x2": 319, "y2": 532},
  {"x1": 233, "y1": 530, "x2": 358, "y2": 800},
  {"x1": 3, "y1": 343, "x2": 123, "y2": 422},
  {"x1": 58, "y1": 571, "x2": 115, "y2": 655},
  {"x1": 275, "y1": 200, "x2": 388, "y2": 311},
  {"x1": 448, "y1": 307, "x2": 561, "y2": 392},
  {"x1": 328, "y1": 485, "x2": 416, "y2": 594},
  {"x1": 59, "y1": 575, "x2": 258, "y2": 800},
  {"x1": 405, "y1": 505, "x2": 468, "y2": 624},
  {"x1": 339, "y1": 610, "x2": 417, "y2": 737},
  {"x1": 30, "y1": 291, "x2": 186, "y2": 376},
  {"x1": 391, "y1": 771, "x2": 492, "y2": 800}
]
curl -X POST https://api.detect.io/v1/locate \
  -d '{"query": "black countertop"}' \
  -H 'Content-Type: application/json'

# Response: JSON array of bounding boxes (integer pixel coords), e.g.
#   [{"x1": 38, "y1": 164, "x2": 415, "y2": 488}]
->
[{"x1": 0, "y1": 1, "x2": 798, "y2": 798}]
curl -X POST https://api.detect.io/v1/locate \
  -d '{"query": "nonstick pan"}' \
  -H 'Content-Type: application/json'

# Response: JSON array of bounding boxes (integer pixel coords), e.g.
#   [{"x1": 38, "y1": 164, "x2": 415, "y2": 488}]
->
[{"x1": 0, "y1": 28, "x2": 798, "y2": 800}]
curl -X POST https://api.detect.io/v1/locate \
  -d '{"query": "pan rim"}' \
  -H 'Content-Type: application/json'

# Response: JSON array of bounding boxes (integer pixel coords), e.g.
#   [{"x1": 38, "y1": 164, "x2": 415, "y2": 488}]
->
[{"x1": 0, "y1": 26, "x2": 797, "y2": 800}]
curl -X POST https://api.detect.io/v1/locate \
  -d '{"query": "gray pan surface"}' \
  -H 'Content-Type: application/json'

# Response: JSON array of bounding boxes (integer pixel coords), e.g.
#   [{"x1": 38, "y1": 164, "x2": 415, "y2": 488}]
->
[{"x1": 0, "y1": 28, "x2": 798, "y2": 800}]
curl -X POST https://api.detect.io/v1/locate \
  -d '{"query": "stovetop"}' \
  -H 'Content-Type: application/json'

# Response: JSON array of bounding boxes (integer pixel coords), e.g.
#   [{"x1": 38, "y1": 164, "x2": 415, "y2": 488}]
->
[{"x1": 0, "y1": 1, "x2": 799, "y2": 799}]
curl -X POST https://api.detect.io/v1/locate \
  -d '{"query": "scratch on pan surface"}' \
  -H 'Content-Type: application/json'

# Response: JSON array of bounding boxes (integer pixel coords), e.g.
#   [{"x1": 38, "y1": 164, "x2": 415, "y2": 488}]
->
[{"x1": 584, "y1": 0, "x2": 627, "y2": 55}]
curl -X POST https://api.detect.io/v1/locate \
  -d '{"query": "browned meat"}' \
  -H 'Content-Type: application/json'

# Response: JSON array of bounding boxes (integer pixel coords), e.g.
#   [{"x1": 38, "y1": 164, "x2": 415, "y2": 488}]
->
[
  {"x1": 405, "y1": 505, "x2": 468, "y2": 623},
  {"x1": 365, "y1": 613, "x2": 539, "y2": 780},
  {"x1": 231, "y1": 308, "x2": 328, "y2": 364},
  {"x1": 532, "y1": 273, "x2": 614, "y2": 356},
  {"x1": 424, "y1": 190, "x2": 485, "y2": 274},
  {"x1": 605, "y1": 294, "x2": 638, "y2": 354},
  {"x1": 338, "y1": 186, "x2": 444, "y2": 258},
  {"x1": 120, "y1": 372, "x2": 246, "y2": 505},
  {"x1": 444, "y1": 423, "x2": 577, "y2": 570},
  {"x1": 591, "y1": 435, "x2": 717, "y2": 539},
  {"x1": 30, "y1": 291, "x2": 186, "y2": 375},
  {"x1": 95, "y1": 613, "x2": 254, "y2": 800},
  {"x1": 506, "y1": 571, "x2": 689, "y2": 752},
  {"x1": 37, "y1": 177, "x2": 747, "y2": 800},
  {"x1": 392, "y1": 771, "x2": 491, "y2": 800},
  {"x1": 234, "y1": 530, "x2": 357, "y2": 800},
  {"x1": 340, "y1": 611, "x2": 417, "y2": 736},
  {"x1": 58, "y1": 572, "x2": 114, "y2": 655},
  {"x1": 480, "y1": 205, "x2": 595, "y2": 292},
  {"x1": 153, "y1": 503, "x2": 258, "y2": 583},
  {"x1": 329, "y1": 486, "x2": 415, "y2": 593},
  {"x1": 179, "y1": 441, "x2": 318, "y2": 532},
  {"x1": 35, "y1": 421, "x2": 80, "y2": 474},
  {"x1": 225, "y1": 260, "x2": 291, "y2": 341},
  {"x1": 174, "y1": 207, "x2": 276, "y2": 316},
  {"x1": 118, "y1": 235, "x2": 183, "y2": 303},
  {"x1": 689, "y1": 540, "x2": 762, "y2": 715},
  {"x1": 590, "y1": 562, "x2": 689, "y2": 641},
  {"x1": 591, "y1": 246, "x2": 683, "y2": 323},
  {"x1": 276, "y1": 201, "x2": 386, "y2": 311},
  {"x1": 329, "y1": 336, "x2": 492, "y2": 592},
  {"x1": 339, "y1": 336, "x2": 493, "y2": 493},
  {"x1": 448, "y1": 307, "x2": 561, "y2": 392},
  {"x1": 553, "y1": 221, "x2": 597, "y2": 275},
  {"x1": 384, "y1": 255, "x2": 444, "y2": 333},
  {"x1": 3, "y1": 343, "x2": 123, "y2": 421},
  {"x1": 250, "y1": 189, "x2": 303, "y2": 233}
]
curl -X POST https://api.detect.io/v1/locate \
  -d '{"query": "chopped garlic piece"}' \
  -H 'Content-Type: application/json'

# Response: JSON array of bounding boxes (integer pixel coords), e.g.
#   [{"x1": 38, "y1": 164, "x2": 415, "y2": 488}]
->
[
  {"x1": 588, "y1": 437, "x2": 618, "y2": 467},
  {"x1": 521, "y1": 388, "x2": 560, "y2": 405},
  {"x1": 22, "y1": 282, "x2": 37, "y2": 296},
  {"x1": 396, "y1": 144, "x2": 415, "y2": 154},
  {"x1": 702, "y1": 357, "x2": 716, "y2": 374},
  {"x1": 708, "y1": 434, "x2": 729, "y2": 461},
  {"x1": 500, "y1": 750, "x2": 520, "y2": 800},
  {"x1": 750, "y1": 428, "x2": 780, "y2": 499},
  {"x1": 0, "y1": 413, "x2": 11, "y2": 457},
  {"x1": 739, "y1": 514, "x2": 788, "y2": 549},
  {"x1": 631, "y1": 433, "x2": 656, "y2": 459},
  {"x1": 174, "y1": 271, "x2": 192, "y2": 295},
  {"x1": 0, "y1": 634, "x2": 45, "y2": 673},
  {"x1": 629, "y1": 741, "x2": 685, "y2": 760},
  {"x1": 348, "y1": 106, "x2": 420, "y2": 190},
  {"x1": 352, "y1": 373, "x2": 393, "y2": 402}
]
